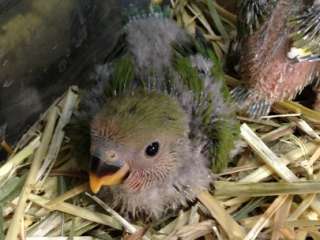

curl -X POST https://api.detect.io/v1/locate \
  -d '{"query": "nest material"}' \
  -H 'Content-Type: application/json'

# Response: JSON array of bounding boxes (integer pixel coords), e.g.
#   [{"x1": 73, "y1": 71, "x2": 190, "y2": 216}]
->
[{"x1": 2, "y1": 1, "x2": 320, "y2": 239}]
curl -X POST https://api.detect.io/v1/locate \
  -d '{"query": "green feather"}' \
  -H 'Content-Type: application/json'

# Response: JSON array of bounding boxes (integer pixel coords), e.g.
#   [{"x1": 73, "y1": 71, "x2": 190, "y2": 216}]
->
[
  {"x1": 212, "y1": 118, "x2": 240, "y2": 172},
  {"x1": 174, "y1": 56, "x2": 203, "y2": 95},
  {"x1": 105, "y1": 56, "x2": 135, "y2": 97},
  {"x1": 194, "y1": 41, "x2": 240, "y2": 172},
  {"x1": 210, "y1": 53, "x2": 240, "y2": 172},
  {"x1": 174, "y1": 43, "x2": 239, "y2": 172}
]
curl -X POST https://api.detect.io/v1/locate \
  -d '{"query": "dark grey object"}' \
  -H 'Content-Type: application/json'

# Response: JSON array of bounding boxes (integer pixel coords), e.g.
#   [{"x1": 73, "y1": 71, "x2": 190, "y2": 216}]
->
[{"x1": 0, "y1": 0, "x2": 148, "y2": 149}]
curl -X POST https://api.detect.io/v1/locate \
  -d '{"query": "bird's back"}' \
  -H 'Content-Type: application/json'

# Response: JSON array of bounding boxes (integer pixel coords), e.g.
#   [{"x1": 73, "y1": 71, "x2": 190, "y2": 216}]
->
[{"x1": 125, "y1": 13, "x2": 190, "y2": 83}]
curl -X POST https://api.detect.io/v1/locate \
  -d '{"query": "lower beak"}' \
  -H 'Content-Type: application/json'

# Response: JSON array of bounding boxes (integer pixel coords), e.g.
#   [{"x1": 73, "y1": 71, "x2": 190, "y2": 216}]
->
[{"x1": 89, "y1": 163, "x2": 130, "y2": 193}]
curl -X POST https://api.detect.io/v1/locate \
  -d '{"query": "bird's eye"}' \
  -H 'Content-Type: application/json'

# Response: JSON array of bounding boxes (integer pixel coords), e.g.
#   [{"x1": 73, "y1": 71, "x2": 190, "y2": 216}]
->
[{"x1": 145, "y1": 141, "x2": 160, "y2": 157}]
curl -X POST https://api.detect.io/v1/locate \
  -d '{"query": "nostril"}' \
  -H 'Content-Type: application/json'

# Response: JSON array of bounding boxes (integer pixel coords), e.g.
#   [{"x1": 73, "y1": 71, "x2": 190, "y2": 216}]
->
[
  {"x1": 106, "y1": 150, "x2": 118, "y2": 162},
  {"x1": 90, "y1": 156, "x2": 101, "y2": 172}
]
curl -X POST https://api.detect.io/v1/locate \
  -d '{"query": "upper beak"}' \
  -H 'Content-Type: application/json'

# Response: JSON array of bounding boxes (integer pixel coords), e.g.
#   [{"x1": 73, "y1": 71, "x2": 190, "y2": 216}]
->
[{"x1": 89, "y1": 156, "x2": 130, "y2": 193}]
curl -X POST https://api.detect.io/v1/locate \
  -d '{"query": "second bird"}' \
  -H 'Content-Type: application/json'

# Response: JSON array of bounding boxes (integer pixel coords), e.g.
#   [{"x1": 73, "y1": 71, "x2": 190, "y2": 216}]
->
[{"x1": 232, "y1": 0, "x2": 320, "y2": 117}]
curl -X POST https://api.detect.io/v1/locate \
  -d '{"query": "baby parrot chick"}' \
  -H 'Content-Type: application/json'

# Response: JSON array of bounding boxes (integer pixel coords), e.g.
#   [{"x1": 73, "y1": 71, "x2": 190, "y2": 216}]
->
[
  {"x1": 68, "y1": 11, "x2": 239, "y2": 219},
  {"x1": 232, "y1": 0, "x2": 320, "y2": 117}
]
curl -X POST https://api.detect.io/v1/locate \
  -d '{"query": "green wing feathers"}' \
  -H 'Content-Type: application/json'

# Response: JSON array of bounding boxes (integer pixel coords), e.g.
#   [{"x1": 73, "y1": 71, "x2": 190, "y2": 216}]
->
[{"x1": 174, "y1": 42, "x2": 240, "y2": 172}]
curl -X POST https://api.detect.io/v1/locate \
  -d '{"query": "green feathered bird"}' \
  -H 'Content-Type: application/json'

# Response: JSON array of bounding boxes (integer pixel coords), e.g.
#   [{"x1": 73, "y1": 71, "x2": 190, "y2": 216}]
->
[{"x1": 68, "y1": 9, "x2": 239, "y2": 219}]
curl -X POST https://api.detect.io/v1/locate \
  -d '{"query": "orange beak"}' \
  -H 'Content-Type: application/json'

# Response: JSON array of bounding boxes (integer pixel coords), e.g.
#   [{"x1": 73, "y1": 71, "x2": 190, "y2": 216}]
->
[{"x1": 89, "y1": 163, "x2": 130, "y2": 193}]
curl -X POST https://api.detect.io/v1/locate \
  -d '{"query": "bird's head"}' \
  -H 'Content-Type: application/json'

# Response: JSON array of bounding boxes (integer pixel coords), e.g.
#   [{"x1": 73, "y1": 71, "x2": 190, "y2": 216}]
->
[
  {"x1": 88, "y1": 91, "x2": 189, "y2": 194},
  {"x1": 85, "y1": 89, "x2": 212, "y2": 218}
]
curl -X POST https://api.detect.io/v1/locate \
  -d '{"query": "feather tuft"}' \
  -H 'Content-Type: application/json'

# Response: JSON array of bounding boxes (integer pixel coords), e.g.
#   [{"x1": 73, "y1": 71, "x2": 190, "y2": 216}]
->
[
  {"x1": 288, "y1": 4, "x2": 320, "y2": 62},
  {"x1": 238, "y1": 0, "x2": 277, "y2": 36}
]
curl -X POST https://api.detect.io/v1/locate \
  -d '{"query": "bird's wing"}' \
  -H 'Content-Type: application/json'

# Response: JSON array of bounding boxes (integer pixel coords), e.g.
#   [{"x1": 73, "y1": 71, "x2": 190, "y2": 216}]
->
[
  {"x1": 173, "y1": 33, "x2": 240, "y2": 172},
  {"x1": 237, "y1": 0, "x2": 277, "y2": 37},
  {"x1": 288, "y1": 5, "x2": 320, "y2": 62}
]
